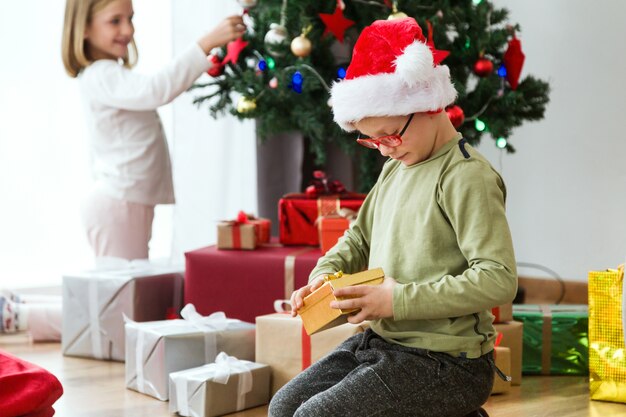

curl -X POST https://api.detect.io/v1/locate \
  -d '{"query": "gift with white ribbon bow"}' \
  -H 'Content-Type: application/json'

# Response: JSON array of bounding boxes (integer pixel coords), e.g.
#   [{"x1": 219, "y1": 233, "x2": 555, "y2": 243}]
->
[
  {"x1": 169, "y1": 352, "x2": 270, "y2": 417},
  {"x1": 125, "y1": 304, "x2": 255, "y2": 401}
]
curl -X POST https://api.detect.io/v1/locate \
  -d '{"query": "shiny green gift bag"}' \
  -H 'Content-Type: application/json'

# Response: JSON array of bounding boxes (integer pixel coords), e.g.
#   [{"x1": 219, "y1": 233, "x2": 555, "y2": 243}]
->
[{"x1": 512, "y1": 304, "x2": 588, "y2": 375}]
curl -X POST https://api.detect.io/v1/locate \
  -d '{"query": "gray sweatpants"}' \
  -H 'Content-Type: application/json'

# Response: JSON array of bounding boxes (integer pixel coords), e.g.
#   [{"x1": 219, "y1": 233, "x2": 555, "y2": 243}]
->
[{"x1": 269, "y1": 329, "x2": 494, "y2": 417}]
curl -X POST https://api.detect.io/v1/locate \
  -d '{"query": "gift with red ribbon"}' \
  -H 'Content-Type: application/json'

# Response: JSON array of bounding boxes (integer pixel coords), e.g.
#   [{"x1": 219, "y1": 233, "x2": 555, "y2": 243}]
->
[
  {"x1": 279, "y1": 171, "x2": 366, "y2": 246},
  {"x1": 255, "y1": 301, "x2": 368, "y2": 395},
  {"x1": 217, "y1": 211, "x2": 259, "y2": 250}
]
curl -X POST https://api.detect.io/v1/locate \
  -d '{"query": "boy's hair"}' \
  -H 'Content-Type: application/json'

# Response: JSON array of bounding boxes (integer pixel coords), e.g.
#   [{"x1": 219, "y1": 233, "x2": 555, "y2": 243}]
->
[{"x1": 62, "y1": 0, "x2": 138, "y2": 78}]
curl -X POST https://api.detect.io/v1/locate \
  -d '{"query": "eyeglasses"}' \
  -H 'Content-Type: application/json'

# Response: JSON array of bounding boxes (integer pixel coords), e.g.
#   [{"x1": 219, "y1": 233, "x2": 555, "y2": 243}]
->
[{"x1": 356, "y1": 113, "x2": 415, "y2": 149}]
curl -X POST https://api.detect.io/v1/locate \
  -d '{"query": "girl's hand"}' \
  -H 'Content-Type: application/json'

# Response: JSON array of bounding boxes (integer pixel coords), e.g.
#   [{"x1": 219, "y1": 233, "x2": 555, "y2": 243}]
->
[
  {"x1": 329, "y1": 276, "x2": 397, "y2": 324},
  {"x1": 290, "y1": 275, "x2": 326, "y2": 317},
  {"x1": 198, "y1": 15, "x2": 246, "y2": 54}
]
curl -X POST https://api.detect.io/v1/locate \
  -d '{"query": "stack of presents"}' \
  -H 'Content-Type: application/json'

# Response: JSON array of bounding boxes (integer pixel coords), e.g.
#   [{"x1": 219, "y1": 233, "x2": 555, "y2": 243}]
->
[{"x1": 57, "y1": 175, "x2": 626, "y2": 415}]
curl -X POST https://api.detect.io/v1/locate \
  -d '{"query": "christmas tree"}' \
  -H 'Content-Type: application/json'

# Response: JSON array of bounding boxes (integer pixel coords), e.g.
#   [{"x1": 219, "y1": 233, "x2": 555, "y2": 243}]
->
[{"x1": 192, "y1": 0, "x2": 550, "y2": 192}]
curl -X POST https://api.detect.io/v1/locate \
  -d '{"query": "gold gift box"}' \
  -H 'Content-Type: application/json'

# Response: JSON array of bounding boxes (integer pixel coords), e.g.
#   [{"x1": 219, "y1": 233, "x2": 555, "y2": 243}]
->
[{"x1": 298, "y1": 268, "x2": 384, "y2": 335}]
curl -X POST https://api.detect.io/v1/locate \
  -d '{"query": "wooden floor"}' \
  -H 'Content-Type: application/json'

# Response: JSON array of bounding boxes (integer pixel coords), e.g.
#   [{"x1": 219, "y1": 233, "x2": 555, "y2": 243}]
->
[{"x1": 2, "y1": 339, "x2": 626, "y2": 417}]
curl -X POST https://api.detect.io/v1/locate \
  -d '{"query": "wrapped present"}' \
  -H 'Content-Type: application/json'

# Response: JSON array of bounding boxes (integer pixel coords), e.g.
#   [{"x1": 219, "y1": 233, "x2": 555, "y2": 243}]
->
[
  {"x1": 0, "y1": 350, "x2": 64, "y2": 417},
  {"x1": 169, "y1": 352, "x2": 270, "y2": 417},
  {"x1": 588, "y1": 265, "x2": 626, "y2": 403},
  {"x1": 318, "y1": 208, "x2": 357, "y2": 255},
  {"x1": 491, "y1": 346, "x2": 512, "y2": 395},
  {"x1": 512, "y1": 304, "x2": 588, "y2": 376},
  {"x1": 492, "y1": 303, "x2": 513, "y2": 323},
  {"x1": 217, "y1": 211, "x2": 259, "y2": 250},
  {"x1": 279, "y1": 187, "x2": 366, "y2": 246},
  {"x1": 494, "y1": 321, "x2": 524, "y2": 385},
  {"x1": 185, "y1": 243, "x2": 320, "y2": 323},
  {"x1": 125, "y1": 305, "x2": 255, "y2": 401},
  {"x1": 298, "y1": 268, "x2": 384, "y2": 335},
  {"x1": 256, "y1": 311, "x2": 368, "y2": 395},
  {"x1": 247, "y1": 215, "x2": 271, "y2": 244},
  {"x1": 62, "y1": 263, "x2": 184, "y2": 361}
]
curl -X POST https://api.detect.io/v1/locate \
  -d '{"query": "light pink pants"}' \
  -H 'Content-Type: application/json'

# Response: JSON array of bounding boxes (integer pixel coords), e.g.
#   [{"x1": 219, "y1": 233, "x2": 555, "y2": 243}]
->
[{"x1": 81, "y1": 190, "x2": 155, "y2": 260}]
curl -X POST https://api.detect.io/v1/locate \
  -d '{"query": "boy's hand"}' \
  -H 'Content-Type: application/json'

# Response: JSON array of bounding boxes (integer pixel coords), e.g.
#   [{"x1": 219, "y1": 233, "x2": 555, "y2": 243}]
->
[
  {"x1": 329, "y1": 276, "x2": 397, "y2": 324},
  {"x1": 198, "y1": 16, "x2": 246, "y2": 54},
  {"x1": 290, "y1": 275, "x2": 326, "y2": 317}
]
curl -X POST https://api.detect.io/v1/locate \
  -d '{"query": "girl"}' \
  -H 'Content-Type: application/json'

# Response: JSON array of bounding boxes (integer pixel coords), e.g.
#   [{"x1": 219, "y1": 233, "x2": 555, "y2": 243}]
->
[{"x1": 62, "y1": 0, "x2": 245, "y2": 259}]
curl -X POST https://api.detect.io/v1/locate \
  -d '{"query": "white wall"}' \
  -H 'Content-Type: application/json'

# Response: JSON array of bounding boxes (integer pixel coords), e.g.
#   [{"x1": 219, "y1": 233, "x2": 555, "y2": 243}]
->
[
  {"x1": 477, "y1": 1, "x2": 626, "y2": 280},
  {"x1": 169, "y1": 1, "x2": 257, "y2": 261}
]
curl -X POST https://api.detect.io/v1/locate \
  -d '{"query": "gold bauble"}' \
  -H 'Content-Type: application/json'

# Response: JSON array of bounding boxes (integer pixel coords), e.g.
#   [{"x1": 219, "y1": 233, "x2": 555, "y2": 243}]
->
[
  {"x1": 290, "y1": 34, "x2": 312, "y2": 58},
  {"x1": 387, "y1": 11, "x2": 408, "y2": 20},
  {"x1": 236, "y1": 96, "x2": 257, "y2": 114}
]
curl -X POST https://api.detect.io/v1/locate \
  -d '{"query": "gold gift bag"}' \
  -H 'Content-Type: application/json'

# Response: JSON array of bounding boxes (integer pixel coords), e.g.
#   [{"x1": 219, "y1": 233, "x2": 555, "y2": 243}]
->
[{"x1": 588, "y1": 264, "x2": 626, "y2": 402}]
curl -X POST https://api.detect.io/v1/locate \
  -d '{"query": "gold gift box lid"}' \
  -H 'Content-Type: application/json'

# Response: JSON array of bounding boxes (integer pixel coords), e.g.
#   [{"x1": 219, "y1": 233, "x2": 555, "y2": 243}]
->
[{"x1": 298, "y1": 268, "x2": 384, "y2": 335}]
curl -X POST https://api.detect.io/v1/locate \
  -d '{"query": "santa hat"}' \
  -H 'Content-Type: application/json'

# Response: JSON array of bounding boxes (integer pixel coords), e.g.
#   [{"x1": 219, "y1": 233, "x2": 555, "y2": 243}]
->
[{"x1": 331, "y1": 17, "x2": 457, "y2": 132}]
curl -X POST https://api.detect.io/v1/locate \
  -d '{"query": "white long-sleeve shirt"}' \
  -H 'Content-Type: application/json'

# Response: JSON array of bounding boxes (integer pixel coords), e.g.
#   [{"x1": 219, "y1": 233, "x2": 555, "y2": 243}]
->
[{"x1": 78, "y1": 44, "x2": 211, "y2": 205}]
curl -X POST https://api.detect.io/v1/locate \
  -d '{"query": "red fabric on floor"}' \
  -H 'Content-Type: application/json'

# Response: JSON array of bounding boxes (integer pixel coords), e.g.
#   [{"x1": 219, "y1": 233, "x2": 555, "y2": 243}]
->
[{"x1": 0, "y1": 350, "x2": 63, "y2": 417}]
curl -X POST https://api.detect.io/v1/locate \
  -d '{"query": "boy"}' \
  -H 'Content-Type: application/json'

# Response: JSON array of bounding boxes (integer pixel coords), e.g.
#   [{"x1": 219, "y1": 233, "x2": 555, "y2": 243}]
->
[{"x1": 270, "y1": 17, "x2": 516, "y2": 417}]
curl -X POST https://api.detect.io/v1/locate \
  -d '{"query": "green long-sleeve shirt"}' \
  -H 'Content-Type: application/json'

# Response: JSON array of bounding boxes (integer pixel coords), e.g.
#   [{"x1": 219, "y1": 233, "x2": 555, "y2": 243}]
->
[{"x1": 310, "y1": 135, "x2": 517, "y2": 358}]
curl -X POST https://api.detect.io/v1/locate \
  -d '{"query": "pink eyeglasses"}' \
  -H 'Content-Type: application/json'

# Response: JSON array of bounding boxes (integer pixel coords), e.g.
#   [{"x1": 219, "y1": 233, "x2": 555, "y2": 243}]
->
[{"x1": 356, "y1": 113, "x2": 414, "y2": 149}]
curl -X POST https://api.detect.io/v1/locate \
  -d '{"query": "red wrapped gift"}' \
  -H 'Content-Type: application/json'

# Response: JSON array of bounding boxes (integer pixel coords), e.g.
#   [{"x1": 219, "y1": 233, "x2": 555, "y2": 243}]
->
[
  {"x1": 279, "y1": 193, "x2": 366, "y2": 246},
  {"x1": 246, "y1": 214, "x2": 271, "y2": 244},
  {"x1": 0, "y1": 350, "x2": 63, "y2": 417},
  {"x1": 185, "y1": 242, "x2": 322, "y2": 323}
]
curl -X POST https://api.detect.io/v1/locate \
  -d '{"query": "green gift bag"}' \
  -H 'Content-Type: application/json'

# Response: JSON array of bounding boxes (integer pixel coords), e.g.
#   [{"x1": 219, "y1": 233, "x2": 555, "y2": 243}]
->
[{"x1": 512, "y1": 304, "x2": 588, "y2": 375}]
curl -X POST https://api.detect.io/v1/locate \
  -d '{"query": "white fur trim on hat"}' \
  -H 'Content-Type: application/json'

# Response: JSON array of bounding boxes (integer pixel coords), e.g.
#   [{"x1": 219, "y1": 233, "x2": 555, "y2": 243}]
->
[{"x1": 331, "y1": 65, "x2": 457, "y2": 132}]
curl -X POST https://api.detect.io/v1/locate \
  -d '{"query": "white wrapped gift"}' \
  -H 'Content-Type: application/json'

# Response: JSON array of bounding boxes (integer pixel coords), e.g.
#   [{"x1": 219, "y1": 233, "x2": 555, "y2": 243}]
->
[
  {"x1": 169, "y1": 352, "x2": 270, "y2": 417},
  {"x1": 62, "y1": 261, "x2": 183, "y2": 361},
  {"x1": 125, "y1": 305, "x2": 256, "y2": 401}
]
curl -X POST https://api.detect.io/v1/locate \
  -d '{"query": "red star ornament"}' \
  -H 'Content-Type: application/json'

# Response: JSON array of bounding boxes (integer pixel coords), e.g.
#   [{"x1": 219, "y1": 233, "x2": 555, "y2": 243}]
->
[
  {"x1": 319, "y1": 6, "x2": 355, "y2": 43},
  {"x1": 222, "y1": 37, "x2": 249, "y2": 65},
  {"x1": 503, "y1": 36, "x2": 525, "y2": 90},
  {"x1": 425, "y1": 20, "x2": 450, "y2": 65}
]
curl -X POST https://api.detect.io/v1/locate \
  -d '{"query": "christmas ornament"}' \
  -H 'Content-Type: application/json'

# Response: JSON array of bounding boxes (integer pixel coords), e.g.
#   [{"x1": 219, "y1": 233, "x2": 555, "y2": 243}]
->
[
  {"x1": 206, "y1": 54, "x2": 224, "y2": 77},
  {"x1": 222, "y1": 37, "x2": 249, "y2": 65},
  {"x1": 446, "y1": 105, "x2": 465, "y2": 129},
  {"x1": 236, "y1": 96, "x2": 257, "y2": 113},
  {"x1": 425, "y1": 20, "x2": 450, "y2": 64},
  {"x1": 473, "y1": 57, "x2": 493, "y2": 77},
  {"x1": 319, "y1": 1, "x2": 355, "y2": 43},
  {"x1": 264, "y1": 23, "x2": 288, "y2": 57},
  {"x1": 503, "y1": 35, "x2": 525, "y2": 90},
  {"x1": 237, "y1": 0, "x2": 257, "y2": 8},
  {"x1": 269, "y1": 77, "x2": 278, "y2": 88},
  {"x1": 291, "y1": 32, "x2": 312, "y2": 57},
  {"x1": 387, "y1": 0, "x2": 407, "y2": 19}
]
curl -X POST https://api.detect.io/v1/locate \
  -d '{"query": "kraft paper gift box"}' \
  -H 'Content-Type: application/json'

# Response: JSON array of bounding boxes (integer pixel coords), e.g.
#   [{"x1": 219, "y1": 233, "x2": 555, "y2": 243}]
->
[
  {"x1": 256, "y1": 312, "x2": 368, "y2": 395},
  {"x1": 490, "y1": 346, "x2": 512, "y2": 395},
  {"x1": 169, "y1": 352, "x2": 270, "y2": 417},
  {"x1": 492, "y1": 303, "x2": 513, "y2": 323},
  {"x1": 588, "y1": 265, "x2": 626, "y2": 403},
  {"x1": 217, "y1": 221, "x2": 257, "y2": 250},
  {"x1": 512, "y1": 304, "x2": 588, "y2": 376},
  {"x1": 298, "y1": 268, "x2": 384, "y2": 335},
  {"x1": 62, "y1": 263, "x2": 183, "y2": 361},
  {"x1": 494, "y1": 321, "x2": 524, "y2": 385},
  {"x1": 125, "y1": 305, "x2": 255, "y2": 401}
]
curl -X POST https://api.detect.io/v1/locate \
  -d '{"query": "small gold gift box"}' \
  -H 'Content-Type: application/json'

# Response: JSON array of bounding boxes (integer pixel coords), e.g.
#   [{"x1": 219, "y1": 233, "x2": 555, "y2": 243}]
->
[{"x1": 298, "y1": 268, "x2": 384, "y2": 335}]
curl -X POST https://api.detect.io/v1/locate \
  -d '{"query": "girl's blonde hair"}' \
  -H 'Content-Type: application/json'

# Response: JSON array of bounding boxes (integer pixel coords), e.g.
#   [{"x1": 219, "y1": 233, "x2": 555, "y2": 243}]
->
[{"x1": 62, "y1": 0, "x2": 138, "y2": 78}]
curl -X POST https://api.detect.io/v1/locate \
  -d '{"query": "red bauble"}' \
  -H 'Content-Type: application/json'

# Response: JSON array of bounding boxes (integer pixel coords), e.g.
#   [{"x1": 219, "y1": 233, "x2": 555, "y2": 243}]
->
[
  {"x1": 207, "y1": 54, "x2": 224, "y2": 77},
  {"x1": 503, "y1": 36, "x2": 525, "y2": 90},
  {"x1": 446, "y1": 105, "x2": 465, "y2": 128},
  {"x1": 473, "y1": 57, "x2": 494, "y2": 77}
]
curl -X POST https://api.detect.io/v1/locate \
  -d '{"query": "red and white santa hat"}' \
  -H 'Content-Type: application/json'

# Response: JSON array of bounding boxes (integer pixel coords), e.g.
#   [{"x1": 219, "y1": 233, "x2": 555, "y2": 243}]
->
[{"x1": 331, "y1": 17, "x2": 457, "y2": 132}]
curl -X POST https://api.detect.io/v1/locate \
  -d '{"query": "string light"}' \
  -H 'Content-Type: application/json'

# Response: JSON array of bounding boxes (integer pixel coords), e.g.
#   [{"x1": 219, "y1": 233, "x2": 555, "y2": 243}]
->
[
  {"x1": 472, "y1": 0, "x2": 483, "y2": 5},
  {"x1": 291, "y1": 71, "x2": 304, "y2": 93},
  {"x1": 496, "y1": 137, "x2": 507, "y2": 148},
  {"x1": 258, "y1": 60, "x2": 267, "y2": 71},
  {"x1": 464, "y1": 38, "x2": 471, "y2": 49},
  {"x1": 497, "y1": 65, "x2": 507, "y2": 77},
  {"x1": 337, "y1": 67, "x2": 346, "y2": 79},
  {"x1": 475, "y1": 118, "x2": 486, "y2": 132},
  {"x1": 266, "y1": 57, "x2": 276, "y2": 70}
]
